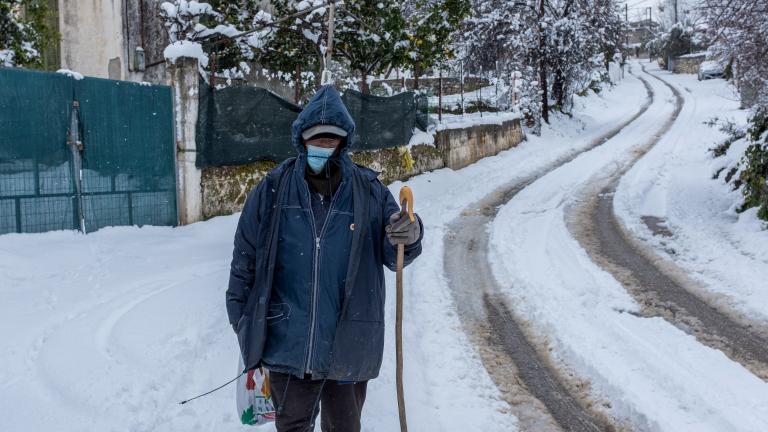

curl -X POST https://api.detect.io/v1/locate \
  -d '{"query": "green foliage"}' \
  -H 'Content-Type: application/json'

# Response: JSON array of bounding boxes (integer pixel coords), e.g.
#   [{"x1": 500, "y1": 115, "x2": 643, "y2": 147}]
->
[
  {"x1": 201, "y1": 1, "x2": 263, "y2": 71},
  {"x1": 647, "y1": 23, "x2": 707, "y2": 61},
  {"x1": 736, "y1": 110, "x2": 768, "y2": 220},
  {"x1": 402, "y1": 0, "x2": 470, "y2": 76},
  {"x1": 258, "y1": 0, "x2": 324, "y2": 90},
  {"x1": 334, "y1": 0, "x2": 406, "y2": 92},
  {"x1": 707, "y1": 117, "x2": 746, "y2": 158},
  {"x1": 0, "y1": 0, "x2": 57, "y2": 68}
]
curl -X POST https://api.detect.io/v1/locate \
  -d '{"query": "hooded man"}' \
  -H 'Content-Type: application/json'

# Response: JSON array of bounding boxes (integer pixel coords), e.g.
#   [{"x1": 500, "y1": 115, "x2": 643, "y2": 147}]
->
[{"x1": 226, "y1": 85, "x2": 423, "y2": 432}]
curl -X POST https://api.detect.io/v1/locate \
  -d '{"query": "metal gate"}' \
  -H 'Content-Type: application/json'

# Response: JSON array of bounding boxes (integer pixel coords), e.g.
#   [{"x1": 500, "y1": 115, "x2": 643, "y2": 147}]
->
[{"x1": 0, "y1": 68, "x2": 177, "y2": 235}]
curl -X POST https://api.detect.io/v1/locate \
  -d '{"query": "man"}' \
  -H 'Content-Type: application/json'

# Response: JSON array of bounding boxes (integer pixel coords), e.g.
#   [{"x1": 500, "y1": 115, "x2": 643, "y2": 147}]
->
[{"x1": 226, "y1": 85, "x2": 423, "y2": 432}]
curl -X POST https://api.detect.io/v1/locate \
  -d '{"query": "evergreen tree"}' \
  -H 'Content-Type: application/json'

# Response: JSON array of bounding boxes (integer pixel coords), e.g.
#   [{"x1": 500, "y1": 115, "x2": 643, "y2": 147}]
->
[
  {"x1": 402, "y1": 0, "x2": 470, "y2": 89},
  {"x1": 0, "y1": 0, "x2": 56, "y2": 68},
  {"x1": 159, "y1": 0, "x2": 274, "y2": 80},
  {"x1": 334, "y1": 0, "x2": 407, "y2": 93},
  {"x1": 259, "y1": 0, "x2": 328, "y2": 92}
]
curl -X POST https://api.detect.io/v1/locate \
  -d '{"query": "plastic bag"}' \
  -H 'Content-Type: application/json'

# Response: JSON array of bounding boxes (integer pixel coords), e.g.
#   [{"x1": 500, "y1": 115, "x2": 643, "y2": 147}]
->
[{"x1": 236, "y1": 355, "x2": 276, "y2": 426}]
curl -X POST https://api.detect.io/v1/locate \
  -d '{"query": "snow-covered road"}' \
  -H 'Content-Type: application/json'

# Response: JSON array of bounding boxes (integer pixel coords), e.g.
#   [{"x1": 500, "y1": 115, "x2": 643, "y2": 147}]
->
[
  {"x1": 614, "y1": 70, "x2": 768, "y2": 328},
  {"x1": 2, "y1": 61, "x2": 767, "y2": 432},
  {"x1": 490, "y1": 62, "x2": 768, "y2": 431}
]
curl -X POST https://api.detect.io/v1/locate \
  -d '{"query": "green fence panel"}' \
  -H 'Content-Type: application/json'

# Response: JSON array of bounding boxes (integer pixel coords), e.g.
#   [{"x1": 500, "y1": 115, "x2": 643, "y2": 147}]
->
[
  {"x1": 1, "y1": 68, "x2": 177, "y2": 235},
  {"x1": 74, "y1": 77, "x2": 177, "y2": 232},
  {"x1": 341, "y1": 90, "x2": 427, "y2": 152},
  {"x1": 195, "y1": 85, "x2": 428, "y2": 168},
  {"x1": 195, "y1": 84, "x2": 302, "y2": 168},
  {"x1": 0, "y1": 68, "x2": 76, "y2": 234}
]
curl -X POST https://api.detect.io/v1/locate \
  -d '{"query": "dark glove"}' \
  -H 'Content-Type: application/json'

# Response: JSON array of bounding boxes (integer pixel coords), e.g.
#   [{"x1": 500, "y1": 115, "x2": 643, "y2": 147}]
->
[{"x1": 386, "y1": 211, "x2": 421, "y2": 246}]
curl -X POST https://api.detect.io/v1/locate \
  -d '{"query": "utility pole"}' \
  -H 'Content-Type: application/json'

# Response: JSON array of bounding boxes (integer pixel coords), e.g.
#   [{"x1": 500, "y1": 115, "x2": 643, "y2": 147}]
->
[
  {"x1": 320, "y1": 1, "x2": 336, "y2": 86},
  {"x1": 625, "y1": 3, "x2": 628, "y2": 22},
  {"x1": 673, "y1": 0, "x2": 678, "y2": 23},
  {"x1": 438, "y1": 66, "x2": 442, "y2": 122},
  {"x1": 460, "y1": 56, "x2": 465, "y2": 116}
]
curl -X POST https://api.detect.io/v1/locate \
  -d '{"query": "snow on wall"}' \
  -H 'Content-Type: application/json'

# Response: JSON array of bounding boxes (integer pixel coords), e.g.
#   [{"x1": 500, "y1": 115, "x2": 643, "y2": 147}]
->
[{"x1": 58, "y1": 0, "x2": 125, "y2": 80}]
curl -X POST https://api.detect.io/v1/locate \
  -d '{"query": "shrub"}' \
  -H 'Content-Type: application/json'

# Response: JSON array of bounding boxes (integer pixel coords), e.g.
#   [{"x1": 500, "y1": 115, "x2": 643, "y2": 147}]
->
[{"x1": 736, "y1": 110, "x2": 768, "y2": 220}]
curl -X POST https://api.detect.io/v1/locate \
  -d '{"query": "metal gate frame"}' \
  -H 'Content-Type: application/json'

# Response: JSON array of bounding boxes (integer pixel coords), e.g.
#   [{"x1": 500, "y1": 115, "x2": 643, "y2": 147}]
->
[{"x1": 0, "y1": 68, "x2": 178, "y2": 235}]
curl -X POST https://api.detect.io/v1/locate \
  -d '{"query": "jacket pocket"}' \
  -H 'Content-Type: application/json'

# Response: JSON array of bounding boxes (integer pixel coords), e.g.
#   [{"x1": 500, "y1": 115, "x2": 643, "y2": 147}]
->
[{"x1": 266, "y1": 302, "x2": 291, "y2": 326}]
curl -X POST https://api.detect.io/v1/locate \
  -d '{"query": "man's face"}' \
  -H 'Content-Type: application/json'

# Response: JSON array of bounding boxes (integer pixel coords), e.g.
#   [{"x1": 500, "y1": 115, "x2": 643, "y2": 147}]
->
[{"x1": 305, "y1": 136, "x2": 341, "y2": 149}]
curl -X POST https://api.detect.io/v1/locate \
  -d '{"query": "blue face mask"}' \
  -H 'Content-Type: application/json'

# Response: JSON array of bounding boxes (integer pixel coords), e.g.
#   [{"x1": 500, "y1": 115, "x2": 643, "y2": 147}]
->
[{"x1": 306, "y1": 145, "x2": 335, "y2": 173}]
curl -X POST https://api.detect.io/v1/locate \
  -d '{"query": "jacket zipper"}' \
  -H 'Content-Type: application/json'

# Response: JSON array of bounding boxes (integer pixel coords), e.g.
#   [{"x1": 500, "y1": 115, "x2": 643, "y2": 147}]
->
[{"x1": 303, "y1": 178, "x2": 343, "y2": 375}]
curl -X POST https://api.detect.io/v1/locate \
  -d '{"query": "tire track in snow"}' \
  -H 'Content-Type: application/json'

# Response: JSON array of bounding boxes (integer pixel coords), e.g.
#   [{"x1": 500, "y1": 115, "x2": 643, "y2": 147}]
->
[
  {"x1": 444, "y1": 67, "x2": 654, "y2": 432},
  {"x1": 570, "y1": 66, "x2": 768, "y2": 380}
]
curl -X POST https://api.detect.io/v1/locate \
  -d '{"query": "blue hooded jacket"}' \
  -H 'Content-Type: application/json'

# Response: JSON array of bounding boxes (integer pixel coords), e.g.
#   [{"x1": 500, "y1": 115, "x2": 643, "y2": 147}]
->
[{"x1": 226, "y1": 85, "x2": 423, "y2": 381}]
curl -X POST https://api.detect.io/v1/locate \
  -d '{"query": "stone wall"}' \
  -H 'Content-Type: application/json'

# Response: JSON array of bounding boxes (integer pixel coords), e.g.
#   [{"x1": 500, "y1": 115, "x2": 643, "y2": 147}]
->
[
  {"x1": 672, "y1": 54, "x2": 705, "y2": 74},
  {"x1": 200, "y1": 118, "x2": 523, "y2": 219},
  {"x1": 436, "y1": 120, "x2": 525, "y2": 171}
]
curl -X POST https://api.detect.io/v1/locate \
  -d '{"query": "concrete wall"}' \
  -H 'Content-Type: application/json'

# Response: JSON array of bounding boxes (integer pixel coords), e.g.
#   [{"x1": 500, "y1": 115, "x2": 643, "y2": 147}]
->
[
  {"x1": 57, "y1": 0, "x2": 170, "y2": 84},
  {"x1": 58, "y1": 0, "x2": 125, "y2": 79},
  {"x1": 436, "y1": 119, "x2": 525, "y2": 171},
  {"x1": 672, "y1": 54, "x2": 705, "y2": 74},
  {"x1": 199, "y1": 119, "x2": 524, "y2": 219}
]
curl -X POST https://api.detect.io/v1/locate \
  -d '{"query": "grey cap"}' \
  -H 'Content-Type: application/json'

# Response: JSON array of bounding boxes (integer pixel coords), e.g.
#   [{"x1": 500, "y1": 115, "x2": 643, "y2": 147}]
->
[{"x1": 301, "y1": 124, "x2": 348, "y2": 140}]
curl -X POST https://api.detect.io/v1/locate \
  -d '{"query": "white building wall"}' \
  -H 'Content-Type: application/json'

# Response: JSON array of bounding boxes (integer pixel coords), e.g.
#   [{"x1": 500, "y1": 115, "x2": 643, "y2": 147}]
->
[{"x1": 58, "y1": 0, "x2": 126, "y2": 80}]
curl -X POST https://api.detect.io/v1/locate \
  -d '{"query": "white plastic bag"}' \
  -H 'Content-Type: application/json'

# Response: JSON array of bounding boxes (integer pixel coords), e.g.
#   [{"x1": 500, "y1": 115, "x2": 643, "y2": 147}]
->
[{"x1": 236, "y1": 355, "x2": 276, "y2": 426}]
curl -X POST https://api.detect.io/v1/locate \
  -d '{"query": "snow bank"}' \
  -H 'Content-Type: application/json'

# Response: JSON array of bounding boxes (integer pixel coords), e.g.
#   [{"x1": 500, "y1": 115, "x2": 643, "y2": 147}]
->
[{"x1": 614, "y1": 67, "x2": 768, "y2": 324}]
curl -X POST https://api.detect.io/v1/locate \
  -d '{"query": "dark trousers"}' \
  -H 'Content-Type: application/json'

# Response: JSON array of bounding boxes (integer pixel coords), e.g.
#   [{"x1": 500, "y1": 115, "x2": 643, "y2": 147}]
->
[{"x1": 268, "y1": 371, "x2": 368, "y2": 432}]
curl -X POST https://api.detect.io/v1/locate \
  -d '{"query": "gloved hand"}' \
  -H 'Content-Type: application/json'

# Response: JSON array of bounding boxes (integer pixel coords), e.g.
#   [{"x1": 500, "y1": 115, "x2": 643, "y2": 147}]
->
[{"x1": 386, "y1": 211, "x2": 421, "y2": 246}]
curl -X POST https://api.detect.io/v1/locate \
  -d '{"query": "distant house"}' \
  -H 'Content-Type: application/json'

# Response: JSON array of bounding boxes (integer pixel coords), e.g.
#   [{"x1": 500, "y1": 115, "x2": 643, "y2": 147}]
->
[{"x1": 625, "y1": 20, "x2": 660, "y2": 58}]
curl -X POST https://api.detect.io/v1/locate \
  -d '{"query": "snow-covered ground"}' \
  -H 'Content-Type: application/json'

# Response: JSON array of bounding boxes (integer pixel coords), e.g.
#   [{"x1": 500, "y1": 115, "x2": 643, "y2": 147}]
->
[
  {"x1": 614, "y1": 71, "x2": 768, "y2": 325},
  {"x1": 0, "y1": 66, "x2": 646, "y2": 431},
  {"x1": 489, "y1": 62, "x2": 768, "y2": 431}
]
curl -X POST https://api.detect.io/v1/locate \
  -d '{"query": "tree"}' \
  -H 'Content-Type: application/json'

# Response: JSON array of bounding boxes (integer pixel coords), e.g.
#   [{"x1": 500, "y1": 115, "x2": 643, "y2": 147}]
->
[
  {"x1": 260, "y1": 0, "x2": 329, "y2": 91},
  {"x1": 701, "y1": 0, "x2": 768, "y2": 109},
  {"x1": 464, "y1": 0, "x2": 624, "y2": 127},
  {"x1": 334, "y1": 0, "x2": 407, "y2": 93},
  {"x1": 402, "y1": 0, "x2": 470, "y2": 89},
  {"x1": 0, "y1": 0, "x2": 57, "y2": 68},
  {"x1": 702, "y1": 0, "x2": 768, "y2": 220},
  {"x1": 159, "y1": 0, "x2": 274, "y2": 80}
]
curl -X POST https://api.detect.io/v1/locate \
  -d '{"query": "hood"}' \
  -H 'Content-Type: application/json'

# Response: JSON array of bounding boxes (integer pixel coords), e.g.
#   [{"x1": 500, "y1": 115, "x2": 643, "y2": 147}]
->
[{"x1": 291, "y1": 85, "x2": 356, "y2": 155}]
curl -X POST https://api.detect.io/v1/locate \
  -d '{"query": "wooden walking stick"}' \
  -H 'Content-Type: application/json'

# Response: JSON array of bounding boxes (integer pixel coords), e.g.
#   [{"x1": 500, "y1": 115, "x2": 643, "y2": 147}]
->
[{"x1": 396, "y1": 186, "x2": 414, "y2": 432}]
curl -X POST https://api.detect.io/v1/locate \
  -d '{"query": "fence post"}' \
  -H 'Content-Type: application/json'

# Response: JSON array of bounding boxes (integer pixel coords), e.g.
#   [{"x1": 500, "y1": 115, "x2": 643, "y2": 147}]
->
[
  {"x1": 168, "y1": 56, "x2": 203, "y2": 225},
  {"x1": 438, "y1": 68, "x2": 442, "y2": 122},
  {"x1": 67, "y1": 100, "x2": 86, "y2": 233},
  {"x1": 460, "y1": 58, "x2": 465, "y2": 116}
]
